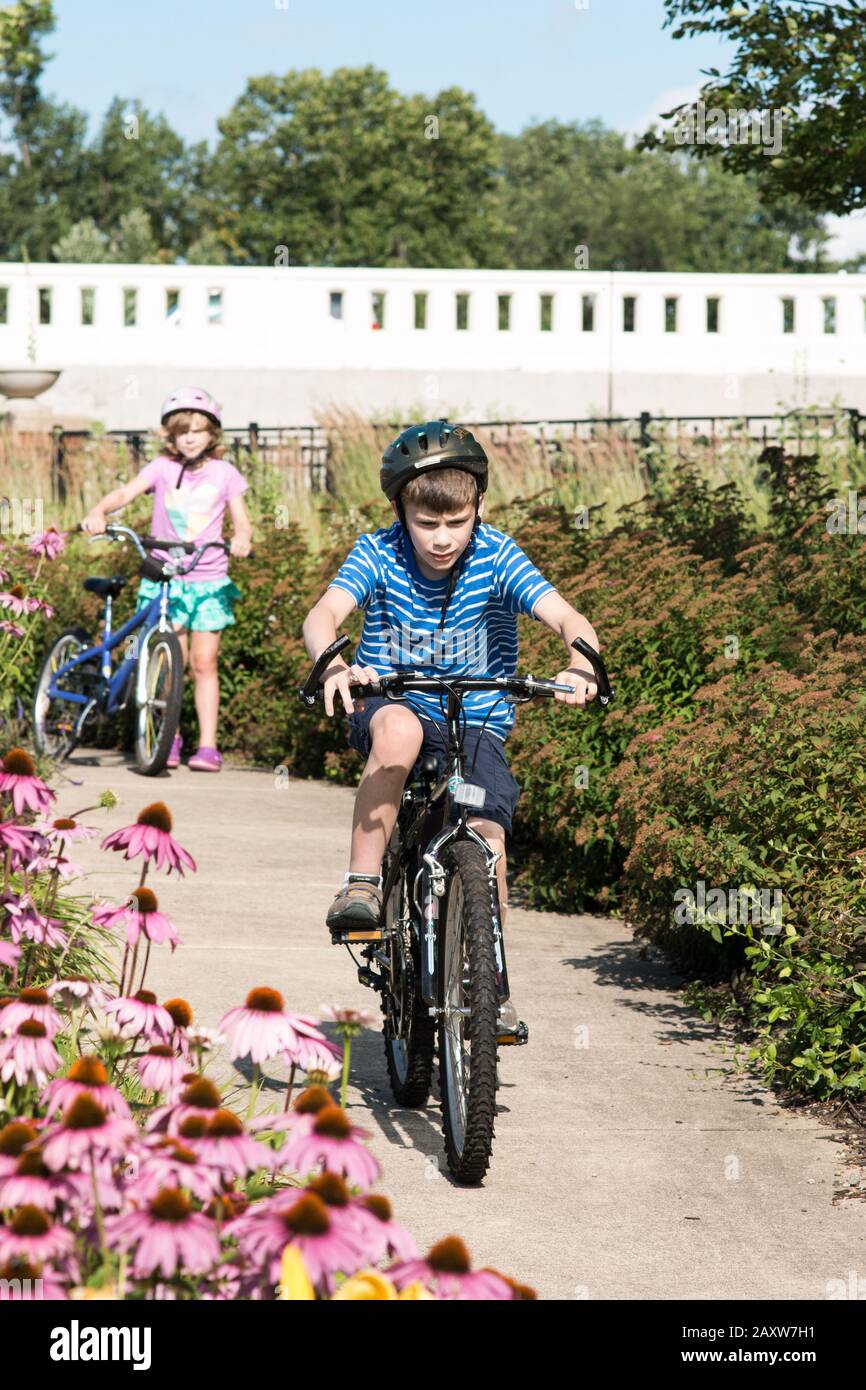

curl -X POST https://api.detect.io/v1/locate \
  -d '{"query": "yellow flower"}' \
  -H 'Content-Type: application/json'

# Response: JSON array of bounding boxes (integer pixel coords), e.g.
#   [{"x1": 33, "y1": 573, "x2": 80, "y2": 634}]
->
[
  {"x1": 331, "y1": 1270, "x2": 398, "y2": 1300},
  {"x1": 397, "y1": 1280, "x2": 436, "y2": 1300},
  {"x1": 277, "y1": 1245, "x2": 315, "y2": 1300}
]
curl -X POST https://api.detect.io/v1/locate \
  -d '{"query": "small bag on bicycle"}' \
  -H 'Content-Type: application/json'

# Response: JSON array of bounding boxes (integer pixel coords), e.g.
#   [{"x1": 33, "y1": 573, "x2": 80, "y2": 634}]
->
[{"x1": 139, "y1": 555, "x2": 168, "y2": 582}]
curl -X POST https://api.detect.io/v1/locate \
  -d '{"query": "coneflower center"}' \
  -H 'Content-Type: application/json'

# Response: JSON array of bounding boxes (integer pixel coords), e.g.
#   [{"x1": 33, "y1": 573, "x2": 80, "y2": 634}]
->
[
  {"x1": 428, "y1": 1235, "x2": 472, "y2": 1275},
  {"x1": 206, "y1": 1110, "x2": 243, "y2": 1139},
  {"x1": 293, "y1": 1086, "x2": 333, "y2": 1115},
  {"x1": 8, "y1": 586, "x2": 26, "y2": 601},
  {"x1": 52, "y1": 817, "x2": 77, "y2": 831},
  {"x1": 11, "y1": 1205, "x2": 50, "y2": 1237},
  {"x1": 131, "y1": 887, "x2": 158, "y2": 914},
  {"x1": 245, "y1": 986, "x2": 284, "y2": 1013},
  {"x1": 136, "y1": 802, "x2": 173, "y2": 833},
  {"x1": 163, "y1": 998, "x2": 192, "y2": 1027},
  {"x1": 64, "y1": 1094, "x2": 107, "y2": 1130},
  {"x1": 18, "y1": 1019, "x2": 47, "y2": 1038},
  {"x1": 0, "y1": 1122, "x2": 38, "y2": 1155},
  {"x1": 308, "y1": 1172, "x2": 350, "y2": 1206},
  {"x1": 363, "y1": 1194, "x2": 392, "y2": 1223},
  {"x1": 3, "y1": 748, "x2": 35, "y2": 776},
  {"x1": 16, "y1": 1149, "x2": 48, "y2": 1177},
  {"x1": 134, "y1": 990, "x2": 157, "y2": 1006},
  {"x1": 178, "y1": 1116, "x2": 207, "y2": 1139},
  {"x1": 282, "y1": 1193, "x2": 331, "y2": 1237},
  {"x1": 18, "y1": 987, "x2": 50, "y2": 1005},
  {"x1": 146, "y1": 1044, "x2": 174, "y2": 1058},
  {"x1": 149, "y1": 1189, "x2": 192, "y2": 1223},
  {"x1": 312, "y1": 1106, "x2": 351, "y2": 1140},
  {"x1": 181, "y1": 1077, "x2": 221, "y2": 1108},
  {"x1": 69, "y1": 1056, "x2": 108, "y2": 1086}
]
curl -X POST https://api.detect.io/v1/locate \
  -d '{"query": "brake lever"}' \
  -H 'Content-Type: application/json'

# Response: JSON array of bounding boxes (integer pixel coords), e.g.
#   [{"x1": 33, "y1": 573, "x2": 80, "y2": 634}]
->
[
  {"x1": 570, "y1": 638, "x2": 615, "y2": 705},
  {"x1": 298, "y1": 634, "x2": 351, "y2": 706}
]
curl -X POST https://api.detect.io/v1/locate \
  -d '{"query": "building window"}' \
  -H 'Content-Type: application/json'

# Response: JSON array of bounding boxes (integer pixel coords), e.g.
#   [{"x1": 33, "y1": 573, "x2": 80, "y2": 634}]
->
[
  {"x1": 822, "y1": 296, "x2": 836, "y2": 334},
  {"x1": 582, "y1": 294, "x2": 595, "y2": 332},
  {"x1": 38, "y1": 287, "x2": 52, "y2": 325},
  {"x1": 371, "y1": 290, "x2": 385, "y2": 330},
  {"x1": 706, "y1": 297, "x2": 720, "y2": 333},
  {"x1": 414, "y1": 291, "x2": 427, "y2": 330},
  {"x1": 208, "y1": 288, "x2": 223, "y2": 325},
  {"x1": 623, "y1": 296, "x2": 636, "y2": 333},
  {"x1": 0, "y1": 287, "x2": 9, "y2": 325},
  {"x1": 782, "y1": 297, "x2": 795, "y2": 333},
  {"x1": 540, "y1": 294, "x2": 553, "y2": 331},
  {"x1": 329, "y1": 290, "x2": 343, "y2": 320},
  {"x1": 498, "y1": 294, "x2": 511, "y2": 331},
  {"x1": 664, "y1": 296, "x2": 678, "y2": 332},
  {"x1": 80, "y1": 287, "x2": 95, "y2": 326},
  {"x1": 456, "y1": 293, "x2": 469, "y2": 330},
  {"x1": 123, "y1": 288, "x2": 137, "y2": 327},
  {"x1": 165, "y1": 288, "x2": 181, "y2": 325}
]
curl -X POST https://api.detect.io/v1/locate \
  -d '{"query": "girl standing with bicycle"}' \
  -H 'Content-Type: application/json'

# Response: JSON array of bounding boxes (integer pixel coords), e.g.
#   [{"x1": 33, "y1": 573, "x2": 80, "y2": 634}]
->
[{"x1": 80, "y1": 387, "x2": 252, "y2": 772}]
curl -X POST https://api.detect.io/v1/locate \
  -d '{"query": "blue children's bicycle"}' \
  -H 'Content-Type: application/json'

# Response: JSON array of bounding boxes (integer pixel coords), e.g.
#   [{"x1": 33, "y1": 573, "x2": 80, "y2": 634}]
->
[{"x1": 32, "y1": 523, "x2": 229, "y2": 775}]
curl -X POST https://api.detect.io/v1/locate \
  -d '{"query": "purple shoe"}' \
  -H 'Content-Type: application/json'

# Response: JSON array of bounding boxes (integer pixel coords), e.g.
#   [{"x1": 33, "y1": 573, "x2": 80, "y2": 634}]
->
[
  {"x1": 167, "y1": 733, "x2": 183, "y2": 768},
  {"x1": 188, "y1": 746, "x2": 222, "y2": 772}
]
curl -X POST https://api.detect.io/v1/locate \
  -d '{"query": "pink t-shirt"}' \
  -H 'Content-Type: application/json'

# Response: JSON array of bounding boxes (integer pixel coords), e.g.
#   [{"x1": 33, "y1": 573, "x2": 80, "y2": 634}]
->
[{"x1": 136, "y1": 455, "x2": 248, "y2": 583}]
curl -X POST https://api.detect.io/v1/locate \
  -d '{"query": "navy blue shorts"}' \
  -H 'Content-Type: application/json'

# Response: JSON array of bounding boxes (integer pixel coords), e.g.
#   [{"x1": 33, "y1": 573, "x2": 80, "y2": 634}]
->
[{"x1": 347, "y1": 696, "x2": 520, "y2": 835}]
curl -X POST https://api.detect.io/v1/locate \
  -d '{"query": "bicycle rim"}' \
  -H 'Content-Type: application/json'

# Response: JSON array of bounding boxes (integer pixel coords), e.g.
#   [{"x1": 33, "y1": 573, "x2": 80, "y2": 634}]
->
[{"x1": 33, "y1": 633, "x2": 89, "y2": 758}]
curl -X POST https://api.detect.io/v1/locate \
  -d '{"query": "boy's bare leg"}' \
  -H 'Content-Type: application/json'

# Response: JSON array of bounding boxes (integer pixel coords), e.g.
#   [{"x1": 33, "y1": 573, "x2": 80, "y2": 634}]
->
[
  {"x1": 467, "y1": 818, "x2": 508, "y2": 924},
  {"x1": 348, "y1": 704, "x2": 424, "y2": 874}
]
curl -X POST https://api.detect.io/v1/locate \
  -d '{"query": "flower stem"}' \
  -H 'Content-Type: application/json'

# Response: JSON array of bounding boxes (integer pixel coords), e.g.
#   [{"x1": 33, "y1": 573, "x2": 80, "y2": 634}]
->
[{"x1": 340, "y1": 1035, "x2": 352, "y2": 1110}]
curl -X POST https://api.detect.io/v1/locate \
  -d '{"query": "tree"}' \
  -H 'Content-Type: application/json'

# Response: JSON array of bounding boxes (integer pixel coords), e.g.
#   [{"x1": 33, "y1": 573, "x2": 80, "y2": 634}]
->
[
  {"x1": 51, "y1": 216, "x2": 109, "y2": 261},
  {"x1": 0, "y1": 0, "x2": 54, "y2": 170},
  {"x1": 640, "y1": 1, "x2": 866, "y2": 216},
  {"x1": 498, "y1": 119, "x2": 829, "y2": 270}
]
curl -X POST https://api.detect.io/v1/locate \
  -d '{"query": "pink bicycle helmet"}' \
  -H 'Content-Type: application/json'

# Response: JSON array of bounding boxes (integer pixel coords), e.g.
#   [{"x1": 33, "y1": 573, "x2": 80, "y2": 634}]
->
[{"x1": 160, "y1": 386, "x2": 222, "y2": 427}]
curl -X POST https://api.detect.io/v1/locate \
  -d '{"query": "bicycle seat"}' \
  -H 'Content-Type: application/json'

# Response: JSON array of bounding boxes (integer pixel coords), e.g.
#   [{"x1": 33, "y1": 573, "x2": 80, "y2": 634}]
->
[{"x1": 83, "y1": 576, "x2": 128, "y2": 598}]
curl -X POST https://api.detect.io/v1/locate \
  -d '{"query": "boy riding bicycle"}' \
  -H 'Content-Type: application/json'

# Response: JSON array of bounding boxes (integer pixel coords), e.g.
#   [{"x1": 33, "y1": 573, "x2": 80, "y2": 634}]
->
[{"x1": 303, "y1": 420, "x2": 602, "y2": 1017}]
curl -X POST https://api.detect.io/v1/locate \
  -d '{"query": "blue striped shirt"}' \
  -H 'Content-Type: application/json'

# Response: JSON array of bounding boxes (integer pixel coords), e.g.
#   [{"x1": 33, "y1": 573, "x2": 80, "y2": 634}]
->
[{"x1": 328, "y1": 521, "x2": 555, "y2": 739}]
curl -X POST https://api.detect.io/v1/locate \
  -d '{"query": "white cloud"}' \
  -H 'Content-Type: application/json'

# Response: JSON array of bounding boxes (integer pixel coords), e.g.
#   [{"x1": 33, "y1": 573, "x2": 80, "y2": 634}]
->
[
  {"x1": 624, "y1": 82, "x2": 704, "y2": 145},
  {"x1": 822, "y1": 211, "x2": 866, "y2": 264}
]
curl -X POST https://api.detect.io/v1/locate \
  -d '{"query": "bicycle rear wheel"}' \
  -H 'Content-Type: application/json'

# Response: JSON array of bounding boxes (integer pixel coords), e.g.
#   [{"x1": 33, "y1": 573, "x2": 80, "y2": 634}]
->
[
  {"x1": 381, "y1": 851, "x2": 435, "y2": 1107},
  {"x1": 32, "y1": 627, "x2": 98, "y2": 760},
  {"x1": 133, "y1": 626, "x2": 183, "y2": 775},
  {"x1": 437, "y1": 839, "x2": 499, "y2": 1184}
]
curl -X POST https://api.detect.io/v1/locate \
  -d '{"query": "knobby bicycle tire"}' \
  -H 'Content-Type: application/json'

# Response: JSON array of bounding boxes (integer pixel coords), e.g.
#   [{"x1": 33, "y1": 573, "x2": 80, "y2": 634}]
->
[
  {"x1": 133, "y1": 627, "x2": 183, "y2": 775},
  {"x1": 438, "y1": 839, "x2": 499, "y2": 1184},
  {"x1": 381, "y1": 854, "x2": 436, "y2": 1107}
]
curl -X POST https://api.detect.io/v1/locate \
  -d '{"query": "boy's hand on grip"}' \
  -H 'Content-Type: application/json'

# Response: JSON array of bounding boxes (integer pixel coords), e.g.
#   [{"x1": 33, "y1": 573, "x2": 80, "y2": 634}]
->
[
  {"x1": 553, "y1": 666, "x2": 597, "y2": 707},
  {"x1": 321, "y1": 661, "x2": 381, "y2": 716}
]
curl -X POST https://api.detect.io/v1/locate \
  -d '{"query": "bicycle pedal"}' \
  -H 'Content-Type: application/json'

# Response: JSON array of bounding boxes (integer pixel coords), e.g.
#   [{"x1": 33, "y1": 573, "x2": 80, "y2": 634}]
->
[
  {"x1": 496, "y1": 1021, "x2": 529, "y2": 1046},
  {"x1": 330, "y1": 926, "x2": 386, "y2": 945}
]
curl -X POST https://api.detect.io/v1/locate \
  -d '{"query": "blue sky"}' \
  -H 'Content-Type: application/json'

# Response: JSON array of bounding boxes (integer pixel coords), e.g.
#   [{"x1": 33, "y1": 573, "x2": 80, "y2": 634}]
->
[{"x1": 45, "y1": 0, "x2": 865, "y2": 254}]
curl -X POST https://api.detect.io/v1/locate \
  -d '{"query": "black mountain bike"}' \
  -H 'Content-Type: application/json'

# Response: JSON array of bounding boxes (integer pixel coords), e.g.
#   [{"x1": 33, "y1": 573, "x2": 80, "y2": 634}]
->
[{"x1": 299, "y1": 634, "x2": 614, "y2": 1183}]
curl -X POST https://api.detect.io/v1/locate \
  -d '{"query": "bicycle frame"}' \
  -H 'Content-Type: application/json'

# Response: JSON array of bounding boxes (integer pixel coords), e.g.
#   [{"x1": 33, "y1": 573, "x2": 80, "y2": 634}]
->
[{"x1": 45, "y1": 585, "x2": 171, "y2": 731}]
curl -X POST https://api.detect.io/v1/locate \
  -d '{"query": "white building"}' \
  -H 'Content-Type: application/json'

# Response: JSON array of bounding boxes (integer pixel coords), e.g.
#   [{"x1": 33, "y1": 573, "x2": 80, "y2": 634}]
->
[{"x1": 1, "y1": 261, "x2": 864, "y2": 428}]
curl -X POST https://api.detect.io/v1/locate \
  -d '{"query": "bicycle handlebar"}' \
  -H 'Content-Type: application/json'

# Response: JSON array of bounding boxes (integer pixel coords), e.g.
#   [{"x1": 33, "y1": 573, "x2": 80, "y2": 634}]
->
[
  {"x1": 297, "y1": 634, "x2": 615, "y2": 708},
  {"x1": 79, "y1": 523, "x2": 252, "y2": 575}
]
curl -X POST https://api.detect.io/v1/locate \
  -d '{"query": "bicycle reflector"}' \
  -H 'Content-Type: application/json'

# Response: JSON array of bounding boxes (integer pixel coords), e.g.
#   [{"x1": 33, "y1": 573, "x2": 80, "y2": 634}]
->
[{"x1": 453, "y1": 782, "x2": 486, "y2": 809}]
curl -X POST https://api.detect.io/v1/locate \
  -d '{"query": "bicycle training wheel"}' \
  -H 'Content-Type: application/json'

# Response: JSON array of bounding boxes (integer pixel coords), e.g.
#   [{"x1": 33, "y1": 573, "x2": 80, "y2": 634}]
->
[
  {"x1": 133, "y1": 626, "x2": 183, "y2": 775},
  {"x1": 437, "y1": 839, "x2": 499, "y2": 1184},
  {"x1": 32, "y1": 627, "x2": 97, "y2": 760},
  {"x1": 381, "y1": 851, "x2": 435, "y2": 1107}
]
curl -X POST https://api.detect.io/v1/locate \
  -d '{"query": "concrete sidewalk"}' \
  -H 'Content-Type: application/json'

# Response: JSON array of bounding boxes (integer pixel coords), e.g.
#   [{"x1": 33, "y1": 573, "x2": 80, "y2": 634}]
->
[{"x1": 51, "y1": 751, "x2": 865, "y2": 1301}]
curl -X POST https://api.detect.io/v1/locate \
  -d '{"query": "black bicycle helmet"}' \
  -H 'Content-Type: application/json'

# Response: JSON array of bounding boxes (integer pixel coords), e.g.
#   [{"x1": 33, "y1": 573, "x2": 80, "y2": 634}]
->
[{"x1": 380, "y1": 420, "x2": 488, "y2": 502}]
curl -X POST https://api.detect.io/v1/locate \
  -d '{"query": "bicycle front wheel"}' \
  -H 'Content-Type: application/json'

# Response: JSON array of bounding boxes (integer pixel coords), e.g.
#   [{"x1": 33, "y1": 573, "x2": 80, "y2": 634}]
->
[
  {"x1": 437, "y1": 839, "x2": 499, "y2": 1184},
  {"x1": 133, "y1": 626, "x2": 183, "y2": 775}
]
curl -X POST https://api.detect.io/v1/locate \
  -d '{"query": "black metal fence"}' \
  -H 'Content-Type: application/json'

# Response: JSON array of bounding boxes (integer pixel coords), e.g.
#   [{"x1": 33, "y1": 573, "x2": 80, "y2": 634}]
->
[{"x1": 50, "y1": 407, "x2": 862, "y2": 500}]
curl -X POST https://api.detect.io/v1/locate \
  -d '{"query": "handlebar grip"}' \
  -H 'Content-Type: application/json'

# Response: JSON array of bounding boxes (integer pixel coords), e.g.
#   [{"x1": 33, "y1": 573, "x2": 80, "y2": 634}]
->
[
  {"x1": 571, "y1": 638, "x2": 615, "y2": 705},
  {"x1": 298, "y1": 634, "x2": 351, "y2": 705}
]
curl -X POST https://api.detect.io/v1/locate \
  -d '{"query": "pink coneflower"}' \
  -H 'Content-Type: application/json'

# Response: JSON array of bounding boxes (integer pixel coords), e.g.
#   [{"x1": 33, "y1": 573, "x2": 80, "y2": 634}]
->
[
  {"x1": 218, "y1": 987, "x2": 298, "y2": 1064},
  {"x1": 147, "y1": 1075, "x2": 223, "y2": 1135},
  {"x1": 39, "y1": 815, "x2": 95, "y2": 844},
  {"x1": 28, "y1": 527, "x2": 67, "y2": 560},
  {"x1": 387, "y1": 1236, "x2": 514, "y2": 1300},
  {"x1": 0, "y1": 987, "x2": 63, "y2": 1039},
  {"x1": 0, "y1": 587, "x2": 31, "y2": 617},
  {"x1": 101, "y1": 802, "x2": 196, "y2": 877},
  {"x1": 92, "y1": 887, "x2": 181, "y2": 951},
  {"x1": 0, "y1": 820, "x2": 48, "y2": 867},
  {"x1": 248, "y1": 1084, "x2": 336, "y2": 1136},
  {"x1": 103, "y1": 990, "x2": 174, "y2": 1042},
  {"x1": 5, "y1": 898, "x2": 67, "y2": 949},
  {"x1": 161, "y1": 998, "x2": 193, "y2": 1059},
  {"x1": 281, "y1": 1013, "x2": 343, "y2": 1071},
  {"x1": 0, "y1": 1145, "x2": 74, "y2": 1212},
  {"x1": 279, "y1": 1104, "x2": 381, "y2": 1187},
  {"x1": 0, "y1": 621, "x2": 25, "y2": 638},
  {"x1": 0, "y1": 749, "x2": 55, "y2": 817},
  {"x1": 0, "y1": 1122, "x2": 39, "y2": 1177},
  {"x1": 45, "y1": 976, "x2": 108, "y2": 1011},
  {"x1": 318, "y1": 1003, "x2": 378, "y2": 1030},
  {"x1": 0, "y1": 1255, "x2": 67, "y2": 1300},
  {"x1": 137, "y1": 1045, "x2": 188, "y2": 1095},
  {"x1": 348, "y1": 1192, "x2": 418, "y2": 1263},
  {"x1": 130, "y1": 1137, "x2": 223, "y2": 1204},
  {"x1": 41, "y1": 1056, "x2": 132, "y2": 1122},
  {"x1": 229, "y1": 1189, "x2": 367, "y2": 1293},
  {"x1": 105, "y1": 1188, "x2": 220, "y2": 1279},
  {"x1": 303, "y1": 1172, "x2": 395, "y2": 1262},
  {"x1": 186, "y1": 1109, "x2": 272, "y2": 1180},
  {"x1": 0, "y1": 938, "x2": 20, "y2": 970},
  {"x1": 0, "y1": 1020, "x2": 62, "y2": 1087},
  {"x1": 0, "y1": 1205, "x2": 74, "y2": 1265},
  {"x1": 40, "y1": 1093, "x2": 137, "y2": 1173}
]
